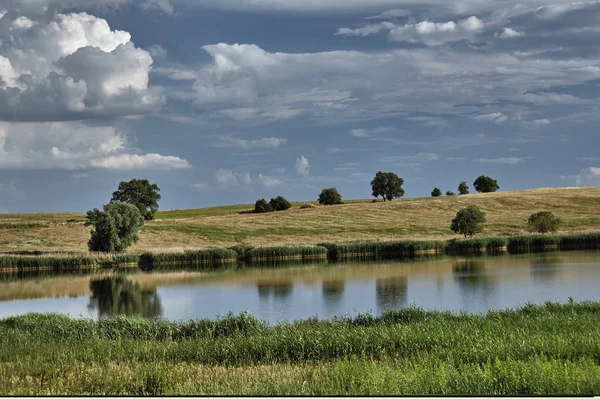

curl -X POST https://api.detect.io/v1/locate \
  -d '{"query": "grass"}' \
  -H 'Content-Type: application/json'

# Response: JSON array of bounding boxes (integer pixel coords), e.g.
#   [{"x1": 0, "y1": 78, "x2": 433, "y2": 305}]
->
[
  {"x1": 138, "y1": 249, "x2": 238, "y2": 270},
  {"x1": 0, "y1": 187, "x2": 598, "y2": 253},
  {"x1": 244, "y1": 245, "x2": 328, "y2": 263},
  {"x1": 0, "y1": 301, "x2": 599, "y2": 395},
  {"x1": 320, "y1": 240, "x2": 447, "y2": 260}
]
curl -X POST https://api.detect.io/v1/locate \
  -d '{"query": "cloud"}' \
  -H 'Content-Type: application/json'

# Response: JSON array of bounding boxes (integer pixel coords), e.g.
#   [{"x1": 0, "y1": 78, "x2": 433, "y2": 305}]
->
[
  {"x1": 533, "y1": 118, "x2": 550, "y2": 125},
  {"x1": 258, "y1": 174, "x2": 283, "y2": 187},
  {"x1": 383, "y1": 153, "x2": 439, "y2": 163},
  {"x1": 215, "y1": 136, "x2": 287, "y2": 149},
  {"x1": 336, "y1": 22, "x2": 396, "y2": 37},
  {"x1": 215, "y1": 169, "x2": 252, "y2": 185},
  {"x1": 365, "y1": 9, "x2": 411, "y2": 20},
  {"x1": 497, "y1": 27, "x2": 524, "y2": 38},
  {"x1": 573, "y1": 167, "x2": 600, "y2": 186},
  {"x1": 0, "y1": 121, "x2": 188, "y2": 170},
  {"x1": 473, "y1": 157, "x2": 531, "y2": 164},
  {"x1": 350, "y1": 129, "x2": 368, "y2": 137},
  {"x1": 140, "y1": 0, "x2": 174, "y2": 14},
  {"x1": 447, "y1": 157, "x2": 468, "y2": 161},
  {"x1": 472, "y1": 113, "x2": 509, "y2": 123},
  {"x1": 0, "y1": 11, "x2": 162, "y2": 122},
  {"x1": 296, "y1": 155, "x2": 310, "y2": 177}
]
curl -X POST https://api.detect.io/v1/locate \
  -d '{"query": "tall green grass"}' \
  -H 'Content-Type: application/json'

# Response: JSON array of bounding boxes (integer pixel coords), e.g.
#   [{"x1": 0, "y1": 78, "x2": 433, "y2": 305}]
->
[
  {"x1": 139, "y1": 249, "x2": 238, "y2": 270},
  {"x1": 0, "y1": 253, "x2": 139, "y2": 271},
  {"x1": 320, "y1": 240, "x2": 447, "y2": 260},
  {"x1": 446, "y1": 237, "x2": 509, "y2": 253},
  {"x1": 245, "y1": 245, "x2": 328, "y2": 263}
]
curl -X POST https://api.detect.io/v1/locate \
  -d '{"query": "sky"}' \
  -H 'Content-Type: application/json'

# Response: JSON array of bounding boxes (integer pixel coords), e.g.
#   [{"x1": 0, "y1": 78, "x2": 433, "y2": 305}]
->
[{"x1": 0, "y1": 0, "x2": 598, "y2": 213}]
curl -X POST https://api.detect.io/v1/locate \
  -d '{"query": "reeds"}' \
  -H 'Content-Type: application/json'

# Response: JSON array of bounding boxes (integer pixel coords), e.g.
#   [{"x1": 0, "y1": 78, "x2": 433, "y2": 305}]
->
[
  {"x1": 320, "y1": 240, "x2": 447, "y2": 260},
  {"x1": 245, "y1": 245, "x2": 328, "y2": 263},
  {"x1": 138, "y1": 248, "x2": 238, "y2": 270}
]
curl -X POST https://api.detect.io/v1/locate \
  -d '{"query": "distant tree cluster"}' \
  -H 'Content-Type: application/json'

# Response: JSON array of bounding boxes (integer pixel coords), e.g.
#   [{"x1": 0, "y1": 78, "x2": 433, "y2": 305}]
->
[
  {"x1": 432, "y1": 176, "x2": 498, "y2": 197},
  {"x1": 254, "y1": 196, "x2": 292, "y2": 213}
]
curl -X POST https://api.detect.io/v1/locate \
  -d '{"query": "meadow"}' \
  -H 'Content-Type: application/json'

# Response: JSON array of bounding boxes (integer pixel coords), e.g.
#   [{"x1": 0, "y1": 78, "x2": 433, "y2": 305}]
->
[
  {"x1": 0, "y1": 301, "x2": 599, "y2": 395},
  {"x1": 0, "y1": 187, "x2": 598, "y2": 254}
]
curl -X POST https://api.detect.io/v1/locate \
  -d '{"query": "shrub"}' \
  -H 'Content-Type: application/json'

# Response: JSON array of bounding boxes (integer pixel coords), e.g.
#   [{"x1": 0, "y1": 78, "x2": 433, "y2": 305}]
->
[
  {"x1": 473, "y1": 176, "x2": 499, "y2": 193},
  {"x1": 254, "y1": 199, "x2": 274, "y2": 213},
  {"x1": 269, "y1": 196, "x2": 292, "y2": 211},
  {"x1": 446, "y1": 191, "x2": 456, "y2": 196},
  {"x1": 450, "y1": 204, "x2": 487, "y2": 238},
  {"x1": 431, "y1": 188, "x2": 442, "y2": 197},
  {"x1": 528, "y1": 211, "x2": 561, "y2": 234},
  {"x1": 318, "y1": 188, "x2": 342, "y2": 205},
  {"x1": 86, "y1": 202, "x2": 144, "y2": 253},
  {"x1": 458, "y1": 181, "x2": 469, "y2": 195}
]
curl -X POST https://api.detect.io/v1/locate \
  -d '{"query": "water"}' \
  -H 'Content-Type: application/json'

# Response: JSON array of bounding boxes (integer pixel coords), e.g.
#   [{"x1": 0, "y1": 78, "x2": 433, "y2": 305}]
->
[{"x1": 1, "y1": 250, "x2": 599, "y2": 324}]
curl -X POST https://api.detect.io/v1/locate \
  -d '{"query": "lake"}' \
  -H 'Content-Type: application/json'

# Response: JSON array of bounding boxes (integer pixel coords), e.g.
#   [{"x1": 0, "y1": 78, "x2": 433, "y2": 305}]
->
[{"x1": 1, "y1": 250, "x2": 599, "y2": 324}]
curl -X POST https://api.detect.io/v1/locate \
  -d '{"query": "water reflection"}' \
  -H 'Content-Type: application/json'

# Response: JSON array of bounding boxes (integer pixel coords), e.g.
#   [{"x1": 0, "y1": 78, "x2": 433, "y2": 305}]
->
[
  {"x1": 452, "y1": 259, "x2": 498, "y2": 293},
  {"x1": 376, "y1": 276, "x2": 407, "y2": 311},
  {"x1": 88, "y1": 277, "x2": 162, "y2": 318},
  {"x1": 256, "y1": 280, "x2": 294, "y2": 302},
  {"x1": 529, "y1": 252, "x2": 562, "y2": 282},
  {"x1": 322, "y1": 280, "x2": 345, "y2": 312}
]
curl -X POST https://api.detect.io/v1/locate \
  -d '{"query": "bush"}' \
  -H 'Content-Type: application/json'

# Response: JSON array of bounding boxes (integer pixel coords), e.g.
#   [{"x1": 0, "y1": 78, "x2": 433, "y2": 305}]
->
[
  {"x1": 318, "y1": 188, "x2": 342, "y2": 205},
  {"x1": 528, "y1": 211, "x2": 561, "y2": 234},
  {"x1": 86, "y1": 202, "x2": 144, "y2": 253},
  {"x1": 473, "y1": 176, "x2": 499, "y2": 193},
  {"x1": 450, "y1": 204, "x2": 487, "y2": 238},
  {"x1": 431, "y1": 188, "x2": 442, "y2": 197},
  {"x1": 254, "y1": 199, "x2": 274, "y2": 213},
  {"x1": 446, "y1": 191, "x2": 456, "y2": 196},
  {"x1": 458, "y1": 181, "x2": 469, "y2": 195},
  {"x1": 269, "y1": 196, "x2": 292, "y2": 211}
]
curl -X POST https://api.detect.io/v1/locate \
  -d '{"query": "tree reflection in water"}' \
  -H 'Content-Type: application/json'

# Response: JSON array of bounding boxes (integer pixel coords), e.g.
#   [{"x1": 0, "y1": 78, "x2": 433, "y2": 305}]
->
[
  {"x1": 452, "y1": 259, "x2": 497, "y2": 294},
  {"x1": 376, "y1": 276, "x2": 407, "y2": 311},
  {"x1": 529, "y1": 252, "x2": 561, "y2": 282},
  {"x1": 322, "y1": 280, "x2": 345, "y2": 312},
  {"x1": 256, "y1": 280, "x2": 294, "y2": 302},
  {"x1": 88, "y1": 276, "x2": 162, "y2": 318}
]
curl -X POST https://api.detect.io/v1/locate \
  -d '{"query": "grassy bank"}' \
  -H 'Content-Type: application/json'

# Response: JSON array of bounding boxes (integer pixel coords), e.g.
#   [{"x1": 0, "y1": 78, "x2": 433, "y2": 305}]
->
[
  {"x1": 0, "y1": 301, "x2": 599, "y2": 395},
  {"x1": 0, "y1": 253, "x2": 139, "y2": 272},
  {"x1": 1, "y1": 187, "x2": 599, "y2": 253}
]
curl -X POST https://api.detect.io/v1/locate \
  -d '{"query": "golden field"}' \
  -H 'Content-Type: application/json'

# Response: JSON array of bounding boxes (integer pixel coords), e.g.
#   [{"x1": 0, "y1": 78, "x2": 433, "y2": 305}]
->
[{"x1": 0, "y1": 187, "x2": 598, "y2": 253}]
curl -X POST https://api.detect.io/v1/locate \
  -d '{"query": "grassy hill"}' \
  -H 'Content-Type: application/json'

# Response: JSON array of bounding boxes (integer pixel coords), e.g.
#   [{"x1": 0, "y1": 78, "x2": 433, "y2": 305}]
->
[{"x1": 0, "y1": 187, "x2": 599, "y2": 254}]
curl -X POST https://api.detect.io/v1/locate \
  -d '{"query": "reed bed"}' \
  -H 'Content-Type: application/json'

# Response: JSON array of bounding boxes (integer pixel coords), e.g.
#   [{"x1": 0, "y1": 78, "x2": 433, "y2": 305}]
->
[
  {"x1": 0, "y1": 253, "x2": 139, "y2": 271},
  {"x1": 506, "y1": 232, "x2": 600, "y2": 253},
  {"x1": 245, "y1": 245, "x2": 328, "y2": 263},
  {"x1": 138, "y1": 249, "x2": 238, "y2": 270},
  {"x1": 0, "y1": 301, "x2": 599, "y2": 395},
  {"x1": 319, "y1": 240, "x2": 447, "y2": 260}
]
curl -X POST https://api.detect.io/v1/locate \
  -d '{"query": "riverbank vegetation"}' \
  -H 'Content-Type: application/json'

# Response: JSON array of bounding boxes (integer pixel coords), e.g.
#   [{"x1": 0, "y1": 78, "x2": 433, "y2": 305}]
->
[{"x1": 0, "y1": 301, "x2": 598, "y2": 395}]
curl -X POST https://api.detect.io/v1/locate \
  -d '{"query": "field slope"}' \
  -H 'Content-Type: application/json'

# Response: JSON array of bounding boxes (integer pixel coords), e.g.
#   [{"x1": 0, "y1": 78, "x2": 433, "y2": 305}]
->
[{"x1": 0, "y1": 187, "x2": 599, "y2": 253}]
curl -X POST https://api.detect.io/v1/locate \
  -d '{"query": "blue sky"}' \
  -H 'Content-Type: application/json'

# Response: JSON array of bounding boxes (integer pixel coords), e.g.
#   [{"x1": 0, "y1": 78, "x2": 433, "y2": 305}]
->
[{"x1": 0, "y1": 0, "x2": 599, "y2": 213}]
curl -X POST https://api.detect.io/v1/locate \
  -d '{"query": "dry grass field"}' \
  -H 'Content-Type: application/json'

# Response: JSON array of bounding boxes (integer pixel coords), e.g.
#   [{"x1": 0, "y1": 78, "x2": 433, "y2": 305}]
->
[{"x1": 0, "y1": 187, "x2": 598, "y2": 254}]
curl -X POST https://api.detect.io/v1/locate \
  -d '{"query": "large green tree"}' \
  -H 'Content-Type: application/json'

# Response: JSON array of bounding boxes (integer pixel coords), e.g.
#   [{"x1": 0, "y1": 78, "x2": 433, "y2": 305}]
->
[
  {"x1": 85, "y1": 202, "x2": 144, "y2": 253},
  {"x1": 450, "y1": 204, "x2": 487, "y2": 238},
  {"x1": 528, "y1": 211, "x2": 561, "y2": 234},
  {"x1": 111, "y1": 179, "x2": 161, "y2": 221},
  {"x1": 371, "y1": 171, "x2": 405, "y2": 201},
  {"x1": 473, "y1": 176, "x2": 499, "y2": 193},
  {"x1": 318, "y1": 187, "x2": 342, "y2": 205}
]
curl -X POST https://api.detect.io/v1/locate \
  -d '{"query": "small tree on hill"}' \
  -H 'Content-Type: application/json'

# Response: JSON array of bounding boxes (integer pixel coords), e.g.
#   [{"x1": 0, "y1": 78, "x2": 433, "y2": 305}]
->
[
  {"x1": 85, "y1": 202, "x2": 144, "y2": 253},
  {"x1": 528, "y1": 211, "x2": 561, "y2": 234},
  {"x1": 111, "y1": 179, "x2": 161, "y2": 221},
  {"x1": 370, "y1": 171, "x2": 405, "y2": 201},
  {"x1": 431, "y1": 188, "x2": 442, "y2": 197},
  {"x1": 318, "y1": 188, "x2": 342, "y2": 205},
  {"x1": 446, "y1": 191, "x2": 456, "y2": 196},
  {"x1": 269, "y1": 196, "x2": 292, "y2": 211},
  {"x1": 473, "y1": 176, "x2": 499, "y2": 193},
  {"x1": 254, "y1": 199, "x2": 273, "y2": 213},
  {"x1": 450, "y1": 205, "x2": 487, "y2": 238},
  {"x1": 458, "y1": 181, "x2": 470, "y2": 195}
]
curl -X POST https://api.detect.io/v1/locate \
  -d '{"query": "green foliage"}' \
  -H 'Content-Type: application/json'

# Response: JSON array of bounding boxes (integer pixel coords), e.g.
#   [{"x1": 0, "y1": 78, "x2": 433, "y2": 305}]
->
[
  {"x1": 320, "y1": 240, "x2": 447, "y2": 260},
  {"x1": 139, "y1": 249, "x2": 238, "y2": 270},
  {"x1": 86, "y1": 203, "x2": 145, "y2": 253},
  {"x1": 528, "y1": 211, "x2": 561, "y2": 234},
  {"x1": 446, "y1": 191, "x2": 456, "y2": 196},
  {"x1": 246, "y1": 245, "x2": 328, "y2": 262},
  {"x1": 447, "y1": 236, "x2": 509, "y2": 253},
  {"x1": 370, "y1": 171, "x2": 405, "y2": 201},
  {"x1": 318, "y1": 188, "x2": 343, "y2": 205},
  {"x1": 111, "y1": 178, "x2": 161, "y2": 221},
  {"x1": 473, "y1": 176, "x2": 499, "y2": 193},
  {"x1": 254, "y1": 199, "x2": 274, "y2": 213},
  {"x1": 89, "y1": 276, "x2": 162, "y2": 318},
  {"x1": 458, "y1": 181, "x2": 469, "y2": 195},
  {"x1": 431, "y1": 188, "x2": 442, "y2": 197},
  {"x1": 269, "y1": 196, "x2": 292, "y2": 211},
  {"x1": 450, "y1": 205, "x2": 487, "y2": 238}
]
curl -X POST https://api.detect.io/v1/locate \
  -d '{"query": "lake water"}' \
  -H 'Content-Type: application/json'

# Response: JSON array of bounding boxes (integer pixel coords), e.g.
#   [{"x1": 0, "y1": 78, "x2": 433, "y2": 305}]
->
[{"x1": 1, "y1": 250, "x2": 599, "y2": 324}]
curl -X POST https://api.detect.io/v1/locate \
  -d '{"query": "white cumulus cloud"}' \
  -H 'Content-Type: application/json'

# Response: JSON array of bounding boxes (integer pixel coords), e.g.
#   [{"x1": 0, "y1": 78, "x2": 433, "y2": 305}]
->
[{"x1": 296, "y1": 155, "x2": 310, "y2": 177}]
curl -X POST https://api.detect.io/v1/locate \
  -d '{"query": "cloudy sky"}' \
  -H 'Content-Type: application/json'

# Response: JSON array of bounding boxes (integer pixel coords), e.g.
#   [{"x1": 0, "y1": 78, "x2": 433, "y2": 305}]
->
[{"x1": 0, "y1": 0, "x2": 598, "y2": 213}]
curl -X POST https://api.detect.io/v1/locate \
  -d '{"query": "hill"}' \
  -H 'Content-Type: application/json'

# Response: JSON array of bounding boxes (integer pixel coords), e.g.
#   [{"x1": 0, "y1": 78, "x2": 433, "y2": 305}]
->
[{"x1": 0, "y1": 187, "x2": 599, "y2": 253}]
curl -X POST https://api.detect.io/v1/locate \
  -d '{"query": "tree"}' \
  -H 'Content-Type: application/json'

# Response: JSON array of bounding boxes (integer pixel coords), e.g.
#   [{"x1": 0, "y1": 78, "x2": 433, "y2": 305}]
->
[
  {"x1": 318, "y1": 188, "x2": 342, "y2": 205},
  {"x1": 528, "y1": 211, "x2": 561, "y2": 234},
  {"x1": 458, "y1": 181, "x2": 470, "y2": 195},
  {"x1": 111, "y1": 179, "x2": 161, "y2": 221},
  {"x1": 446, "y1": 191, "x2": 456, "y2": 196},
  {"x1": 431, "y1": 188, "x2": 442, "y2": 197},
  {"x1": 254, "y1": 199, "x2": 273, "y2": 213},
  {"x1": 450, "y1": 205, "x2": 487, "y2": 238},
  {"x1": 85, "y1": 202, "x2": 144, "y2": 253},
  {"x1": 473, "y1": 176, "x2": 499, "y2": 193},
  {"x1": 269, "y1": 196, "x2": 292, "y2": 211},
  {"x1": 370, "y1": 171, "x2": 405, "y2": 201}
]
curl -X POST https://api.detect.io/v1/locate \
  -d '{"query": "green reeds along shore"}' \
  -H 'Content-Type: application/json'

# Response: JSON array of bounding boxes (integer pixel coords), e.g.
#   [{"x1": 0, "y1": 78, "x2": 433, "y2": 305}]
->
[
  {"x1": 138, "y1": 249, "x2": 238, "y2": 270},
  {"x1": 319, "y1": 240, "x2": 447, "y2": 261},
  {"x1": 0, "y1": 253, "x2": 139, "y2": 272},
  {"x1": 244, "y1": 245, "x2": 328, "y2": 263},
  {"x1": 0, "y1": 301, "x2": 599, "y2": 395}
]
